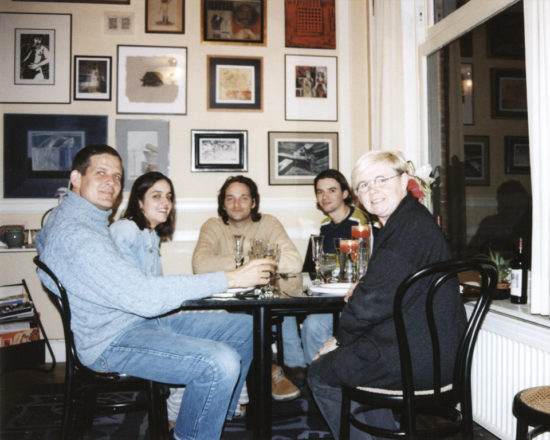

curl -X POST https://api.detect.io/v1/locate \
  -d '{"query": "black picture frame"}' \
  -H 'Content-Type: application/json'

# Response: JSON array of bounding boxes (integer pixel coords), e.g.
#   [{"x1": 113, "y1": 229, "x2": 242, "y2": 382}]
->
[
  {"x1": 3, "y1": 114, "x2": 108, "y2": 198},
  {"x1": 201, "y1": 0, "x2": 265, "y2": 45},
  {"x1": 74, "y1": 55, "x2": 112, "y2": 101},
  {"x1": 464, "y1": 135, "x2": 490, "y2": 186},
  {"x1": 207, "y1": 56, "x2": 262, "y2": 111},
  {"x1": 191, "y1": 130, "x2": 247, "y2": 172},
  {"x1": 491, "y1": 68, "x2": 527, "y2": 119},
  {"x1": 505, "y1": 136, "x2": 530, "y2": 175}
]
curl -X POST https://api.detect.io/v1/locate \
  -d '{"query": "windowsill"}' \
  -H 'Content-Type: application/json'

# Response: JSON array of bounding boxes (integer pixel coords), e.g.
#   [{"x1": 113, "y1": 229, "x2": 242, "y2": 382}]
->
[{"x1": 465, "y1": 298, "x2": 550, "y2": 329}]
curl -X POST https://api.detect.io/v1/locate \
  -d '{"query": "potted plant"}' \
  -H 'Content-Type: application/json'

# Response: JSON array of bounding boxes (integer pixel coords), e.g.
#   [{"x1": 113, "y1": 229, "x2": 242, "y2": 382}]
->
[{"x1": 486, "y1": 249, "x2": 512, "y2": 299}]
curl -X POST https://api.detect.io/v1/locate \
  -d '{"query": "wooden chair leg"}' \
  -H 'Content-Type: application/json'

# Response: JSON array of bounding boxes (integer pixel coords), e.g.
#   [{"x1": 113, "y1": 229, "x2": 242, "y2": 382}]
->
[
  {"x1": 339, "y1": 388, "x2": 351, "y2": 440},
  {"x1": 516, "y1": 418, "x2": 529, "y2": 440}
]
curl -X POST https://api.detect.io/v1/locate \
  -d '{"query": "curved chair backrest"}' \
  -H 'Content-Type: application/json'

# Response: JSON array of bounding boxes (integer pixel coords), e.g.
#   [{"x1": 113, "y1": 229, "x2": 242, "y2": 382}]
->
[{"x1": 393, "y1": 259, "x2": 497, "y2": 430}]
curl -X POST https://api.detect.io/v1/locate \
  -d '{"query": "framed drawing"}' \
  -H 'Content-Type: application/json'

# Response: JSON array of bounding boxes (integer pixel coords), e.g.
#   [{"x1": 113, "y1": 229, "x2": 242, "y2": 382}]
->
[
  {"x1": 491, "y1": 68, "x2": 527, "y2": 119},
  {"x1": 104, "y1": 11, "x2": 135, "y2": 34},
  {"x1": 285, "y1": 0, "x2": 335, "y2": 49},
  {"x1": 115, "y1": 119, "x2": 170, "y2": 188},
  {"x1": 146, "y1": 0, "x2": 185, "y2": 34},
  {"x1": 505, "y1": 136, "x2": 530, "y2": 174},
  {"x1": 3, "y1": 114, "x2": 108, "y2": 198},
  {"x1": 464, "y1": 135, "x2": 490, "y2": 186},
  {"x1": 191, "y1": 130, "x2": 247, "y2": 172},
  {"x1": 117, "y1": 45, "x2": 187, "y2": 115},
  {"x1": 268, "y1": 131, "x2": 338, "y2": 185},
  {"x1": 74, "y1": 56, "x2": 111, "y2": 101},
  {"x1": 201, "y1": 0, "x2": 265, "y2": 45},
  {"x1": 207, "y1": 56, "x2": 262, "y2": 111},
  {"x1": 285, "y1": 55, "x2": 337, "y2": 121},
  {"x1": 0, "y1": 12, "x2": 71, "y2": 103},
  {"x1": 461, "y1": 63, "x2": 473, "y2": 125}
]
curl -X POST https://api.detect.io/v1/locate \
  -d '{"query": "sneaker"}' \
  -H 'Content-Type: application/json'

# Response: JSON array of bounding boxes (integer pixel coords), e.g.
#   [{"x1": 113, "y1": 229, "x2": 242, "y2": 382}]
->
[
  {"x1": 283, "y1": 366, "x2": 306, "y2": 386},
  {"x1": 271, "y1": 364, "x2": 301, "y2": 401}
]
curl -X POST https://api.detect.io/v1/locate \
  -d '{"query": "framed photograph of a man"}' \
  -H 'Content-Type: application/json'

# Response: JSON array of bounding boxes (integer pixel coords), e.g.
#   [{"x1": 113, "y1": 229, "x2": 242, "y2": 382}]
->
[
  {"x1": 268, "y1": 131, "x2": 338, "y2": 185},
  {"x1": 74, "y1": 56, "x2": 111, "y2": 100},
  {"x1": 16, "y1": 30, "x2": 54, "y2": 85}
]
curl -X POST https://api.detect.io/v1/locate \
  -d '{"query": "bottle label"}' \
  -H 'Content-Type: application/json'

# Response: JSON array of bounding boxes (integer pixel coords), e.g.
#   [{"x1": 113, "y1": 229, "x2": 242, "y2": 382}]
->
[{"x1": 510, "y1": 269, "x2": 522, "y2": 297}]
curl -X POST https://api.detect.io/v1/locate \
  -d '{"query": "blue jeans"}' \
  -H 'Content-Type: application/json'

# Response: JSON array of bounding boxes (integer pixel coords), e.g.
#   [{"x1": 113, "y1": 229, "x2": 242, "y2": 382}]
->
[
  {"x1": 279, "y1": 316, "x2": 306, "y2": 367},
  {"x1": 301, "y1": 313, "x2": 333, "y2": 364},
  {"x1": 88, "y1": 311, "x2": 252, "y2": 440}
]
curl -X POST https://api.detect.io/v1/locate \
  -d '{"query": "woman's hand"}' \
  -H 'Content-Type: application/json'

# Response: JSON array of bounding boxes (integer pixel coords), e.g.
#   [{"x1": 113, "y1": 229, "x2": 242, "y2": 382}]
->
[
  {"x1": 313, "y1": 336, "x2": 339, "y2": 361},
  {"x1": 344, "y1": 282, "x2": 358, "y2": 303},
  {"x1": 226, "y1": 258, "x2": 277, "y2": 288}
]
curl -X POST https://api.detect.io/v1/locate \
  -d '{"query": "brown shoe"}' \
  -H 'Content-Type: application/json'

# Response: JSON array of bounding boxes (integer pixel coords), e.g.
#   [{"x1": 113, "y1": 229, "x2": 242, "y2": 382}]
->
[{"x1": 271, "y1": 364, "x2": 301, "y2": 401}]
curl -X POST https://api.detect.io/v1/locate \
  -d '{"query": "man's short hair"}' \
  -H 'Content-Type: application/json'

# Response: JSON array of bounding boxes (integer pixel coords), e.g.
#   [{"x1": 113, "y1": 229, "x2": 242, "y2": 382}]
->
[
  {"x1": 217, "y1": 175, "x2": 261, "y2": 225},
  {"x1": 70, "y1": 144, "x2": 123, "y2": 190},
  {"x1": 314, "y1": 169, "x2": 353, "y2": 209}
]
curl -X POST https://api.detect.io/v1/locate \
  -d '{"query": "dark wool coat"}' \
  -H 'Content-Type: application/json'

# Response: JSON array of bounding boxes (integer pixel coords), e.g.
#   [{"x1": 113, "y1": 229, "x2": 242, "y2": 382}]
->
[{"x1": 316, "y1": 193, "x2": 467, "y2": 389}]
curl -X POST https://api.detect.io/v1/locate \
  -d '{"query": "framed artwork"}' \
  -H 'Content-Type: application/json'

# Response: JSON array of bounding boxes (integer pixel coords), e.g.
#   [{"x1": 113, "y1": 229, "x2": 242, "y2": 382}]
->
[
  {"x1": 268, "y1": 131, "x2": 338, "y2": 185},
  {"x1": 3, "y1": 114, "x2": 108, "y2": 198},
  {"x1": 191, "y1": 130, "x2": 247, "y2": 172},
  {"x1": 74, "y1": 56, "x2": 112, "y2": 101},
  {"x1": 505, "y1": 136, "x2": 530, "y2": 175},
  {"x1": 487, "y1": 9, "x2": 525, "y2": 59},
  {"x1": 117, "y1": 45, "x2": 187, "y2": 115},
  {"x1": 146, "y1": 0, "x2": 185, "y2": 34},
  {"x1": 461, "y1": 63, "x2": 473, "y2": 125},
  {"x1": 0, "y1": 12, "x2": 71, "y2": 104},
  {"x1": 491, "y1": 68, "x2": 527, "y2": 119},
  {"x1": 115, "y1": 119, "x2": 170, "y2": 189},
  {"x1": 104, "y1": 11, "x2": 135, "y2": 34},
  {"x1": 207, "y1": 56, "x2": 262, "y2": 111},
  {"x1": 285, "y1": 0, "x2": 335, "y2": 49},
  {"x1": 13, "y1": 0, "x2": 129, "y2": 3},
  {"x1": 285, "y1": 54, "x2": 337, "y2": 121},
  {"x1": 464, "y1": 135, "x2": 490, "y2": 186},
  {"x1": 201, "y1": 0, "x2": 265, "y2": 45}
]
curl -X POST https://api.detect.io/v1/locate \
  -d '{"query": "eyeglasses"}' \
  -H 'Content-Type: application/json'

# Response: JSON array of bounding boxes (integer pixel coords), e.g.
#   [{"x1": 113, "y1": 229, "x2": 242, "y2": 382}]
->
[{"x1": 356, "y1": 174, "x2": 401, "y2": 193}]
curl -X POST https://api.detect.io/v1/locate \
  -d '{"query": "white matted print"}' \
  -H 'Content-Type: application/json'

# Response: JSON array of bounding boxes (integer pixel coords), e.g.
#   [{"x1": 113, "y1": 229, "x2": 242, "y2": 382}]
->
[
  {"x1": 285, "y1": 54, "x2": 337, "y2": 121},
  {"x1": 117, "y1": 45, "x2": 187, "y2": 115},
  {"x1": 116, "y1": 119, "x2": 170, "y2": 188}
]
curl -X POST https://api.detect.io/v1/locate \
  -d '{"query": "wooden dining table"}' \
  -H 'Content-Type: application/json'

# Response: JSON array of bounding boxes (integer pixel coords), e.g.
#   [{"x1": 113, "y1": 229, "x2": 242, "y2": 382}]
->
[{"x1": 179, "y1": 274, "x2": 346, "y2": 440}]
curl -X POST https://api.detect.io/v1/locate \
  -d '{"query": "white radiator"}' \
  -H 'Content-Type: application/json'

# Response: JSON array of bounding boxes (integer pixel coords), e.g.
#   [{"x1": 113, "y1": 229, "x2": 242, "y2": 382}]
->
[{"x1": 468, "y1": 306, "x2": 550, "y2": 440}]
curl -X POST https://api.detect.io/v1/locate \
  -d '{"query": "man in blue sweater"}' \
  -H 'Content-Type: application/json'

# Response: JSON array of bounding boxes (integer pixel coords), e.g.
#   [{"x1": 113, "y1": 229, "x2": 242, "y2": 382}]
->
[{"x1": 36, "y1": 144, "x2": 276, "y2": 440}]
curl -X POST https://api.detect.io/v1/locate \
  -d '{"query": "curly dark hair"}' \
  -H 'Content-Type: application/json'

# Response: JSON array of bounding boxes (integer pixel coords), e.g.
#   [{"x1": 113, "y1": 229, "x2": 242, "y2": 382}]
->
[
  {"x1": 217, "y1": 175, "x2": 261, "y2": 225},
  {"x1": 122, "y1": 172, "x2": 175, "y2": 240},
  {"x1": 313, "y1": 169, "x2": 354, "y2": 211}
]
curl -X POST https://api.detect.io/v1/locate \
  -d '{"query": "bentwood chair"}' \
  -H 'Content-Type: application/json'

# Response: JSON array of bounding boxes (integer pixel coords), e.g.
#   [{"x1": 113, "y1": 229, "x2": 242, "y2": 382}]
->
[
  {"x1": 339, "y1": 259, "x2": 497, "y2": 440},
  {"x1": 33, "y1": 256, "x2": 170, "y2": 440},
  {"x1": 513, "y1": 385, "x2": 550, "y2": 439}
]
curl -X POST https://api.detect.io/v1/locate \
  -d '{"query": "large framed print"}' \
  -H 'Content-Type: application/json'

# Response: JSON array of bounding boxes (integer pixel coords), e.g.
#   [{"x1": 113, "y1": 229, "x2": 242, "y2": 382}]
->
[
  {"x1": 201, "y1": 0, "x2": 265, "y2": 45},
  {"x1": 208, "y1": 56, "x2": 262, "y2": 111},
  {"x1": 146, "y1": 0, "x2": 185, "y2": 34},
  {"x1": 505, "y1": 136, "x2": 530, "y2": 175},
  {"x1": 464, "y1": 135, "x2": 490, "y2": 186},
  {"x1": 285, "y1": 55, "x2": 337, "y2": 121},
  {"x1": 191, "y1": 130, "x2": 247, "y2": 172},
  {"x1": 117, "y1": 45, "x2": 187, "y2": 115},
  {"x1": 491, "y1": 68, "x2": 527, "y2": 119},
  {"x1": 285, "y1": 0, "x2": 335, "y2": 49},
  {"x1": 268, "y1": 131, "x2": 338, "y2": 185},
  {"x1": 74, "y1": 56, "x2": 111, "y2": 101},
  {"x1": 3, "y1": 114, "x2": 108, "y2": 198},
  {"x1": 0, "y1": 13, "x2": 71, "y2": 104},
  {"x1": 116, "y1": 119, "x2": 170, "y2": 188}
]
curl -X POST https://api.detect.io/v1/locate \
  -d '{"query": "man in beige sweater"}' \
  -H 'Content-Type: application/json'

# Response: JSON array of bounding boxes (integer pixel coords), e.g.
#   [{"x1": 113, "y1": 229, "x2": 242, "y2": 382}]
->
[{"x1": 192, "y1": 175, "x2": 307, "y2": 402}]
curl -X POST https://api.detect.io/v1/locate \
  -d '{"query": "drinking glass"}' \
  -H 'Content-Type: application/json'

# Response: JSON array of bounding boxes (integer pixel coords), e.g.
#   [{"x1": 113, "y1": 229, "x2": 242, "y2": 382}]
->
[
  {"x1": 319, "y1": 253, "x2": 338, "y2": 283},
  {"x1": 351, "y1": 225, "x2": 371, "y2": 278},
  {"x1": 262, "y1": 242, "x2": 280, "y2": 298},
  {"x1": 310, "y1": 234, "x2": 325, "y2": 285},
  {"x1": 339, "y1": 239, "x2": 360, "y2": 282},
  {"x1": 233, "y1": 235, "x2": 245, "y2": 268}
]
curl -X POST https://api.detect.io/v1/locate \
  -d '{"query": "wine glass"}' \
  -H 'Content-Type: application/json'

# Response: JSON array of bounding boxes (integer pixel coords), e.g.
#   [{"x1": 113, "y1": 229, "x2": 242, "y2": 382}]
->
[
  {"x1": 233, "y1": 235, "x2": 245, "y2": 268},
  {"x1": 262, "y1": 242, "x2": 280, "y2": 298},
  {"x1": 310, "y1": 234, "x2": 325, "y2": 285}
]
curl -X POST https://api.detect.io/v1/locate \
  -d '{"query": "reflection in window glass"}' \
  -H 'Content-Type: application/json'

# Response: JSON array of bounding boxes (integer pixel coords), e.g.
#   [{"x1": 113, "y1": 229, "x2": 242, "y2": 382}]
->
[{"x1": 433, "y1": 0, "x2": 471, "y2": 23}]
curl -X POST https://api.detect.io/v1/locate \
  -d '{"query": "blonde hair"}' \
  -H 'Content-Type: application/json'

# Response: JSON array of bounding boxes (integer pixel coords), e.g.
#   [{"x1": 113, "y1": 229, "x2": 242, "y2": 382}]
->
[{"x1": 351, "y1": 150, "x2": 410, "y2": 190}]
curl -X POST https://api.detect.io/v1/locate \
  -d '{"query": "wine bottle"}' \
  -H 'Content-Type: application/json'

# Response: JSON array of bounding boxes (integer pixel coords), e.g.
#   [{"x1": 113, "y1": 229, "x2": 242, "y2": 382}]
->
[{"x1": 510, "y1": 237, "x2": 528, "y2": 304}]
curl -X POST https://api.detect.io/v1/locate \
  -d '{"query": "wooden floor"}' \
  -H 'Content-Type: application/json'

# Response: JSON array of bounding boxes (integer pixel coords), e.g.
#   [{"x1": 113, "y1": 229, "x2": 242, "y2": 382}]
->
[{"x1": 1, "y1": 362, "x2": 502, "y2": 439}]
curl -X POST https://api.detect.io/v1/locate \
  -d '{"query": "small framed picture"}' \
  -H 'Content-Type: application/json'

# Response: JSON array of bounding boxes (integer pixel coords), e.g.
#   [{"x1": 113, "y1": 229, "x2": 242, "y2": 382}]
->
[
  {"x1": 491, "y1": 68, "x2": 527, "y2": 119},
  {"x1": 207, "y1": 55, "x2": 262, "y2": 111},
  {"x1": 268, "y1": 131, "x2": 338, "y2": 185},
  {"x1": 461, "y1": 63, "x2": 473, "y2": 125},
  {"x1": 104, "y1": 11, "x2": 135, "y2": 35},
  {"x1": 117, "y1": 45, "x2": 187, "y2": 115},
  {"x1": 74, "y1": 56, "x2": 111, "y2": 101},
  {"x1": 285, "y1": 0, "x2": 335, "y2": 49},
  {"x1": 191, "y1": 130, "x2": 247, "y2": 172},
  {"x1": 146, "y1": 0, "x2": 185, "y2": 34},
  {"x1": 285, "y1": 54, "x2": 337, "y2": 121},
  {"x1": 201, "y1": 0, "x2": 265, "y2": 45},
  {"x1": 505, "y1": 136, "x2": 530, "y2": 174},
  {"x1": 464, "y1": 135, "x2": 490, "y2": 186}
]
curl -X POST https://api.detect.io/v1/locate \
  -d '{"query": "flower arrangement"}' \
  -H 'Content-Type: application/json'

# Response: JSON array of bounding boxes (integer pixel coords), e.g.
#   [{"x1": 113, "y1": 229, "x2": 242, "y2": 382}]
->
[{"x1": 406, "y1": 161, "x2": 435, "y2": 212}]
